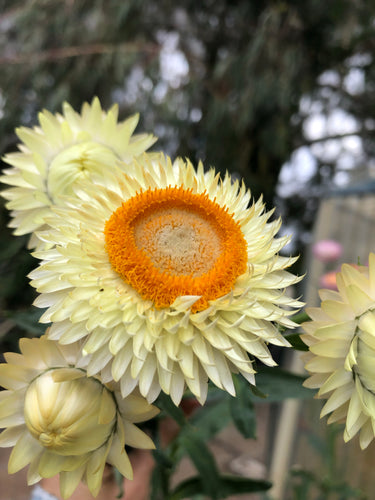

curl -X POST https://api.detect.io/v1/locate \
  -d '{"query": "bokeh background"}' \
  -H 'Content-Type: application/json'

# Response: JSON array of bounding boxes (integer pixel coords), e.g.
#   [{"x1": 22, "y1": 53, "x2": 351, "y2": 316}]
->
[{"x1": 1, "y1": 1, "x2": 375, "y2": 499}]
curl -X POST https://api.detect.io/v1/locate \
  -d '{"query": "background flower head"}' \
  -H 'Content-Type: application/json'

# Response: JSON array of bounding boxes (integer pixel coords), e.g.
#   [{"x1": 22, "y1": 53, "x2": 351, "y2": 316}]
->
[
  {"x1": 0, "y1": 336, "x2": 158, "y2": 499},
  {"x1": 29, "y1": 154, "x2": 302, "y2": 405},
  {"x1": 312, "y1": 239, "x2": 343, "y2": 263},
  {"x1": 302, "y1": 253, "x2": 375, "y2": 449},
  {"x1": 1, "y1": 97, "x2": 157, "y2": 248}
]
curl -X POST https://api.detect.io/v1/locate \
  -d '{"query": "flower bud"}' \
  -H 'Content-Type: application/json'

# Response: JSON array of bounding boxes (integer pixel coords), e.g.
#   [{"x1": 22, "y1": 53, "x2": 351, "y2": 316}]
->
[{"x1": 24, "y1": 369, "x2": 116, "y2": 456}]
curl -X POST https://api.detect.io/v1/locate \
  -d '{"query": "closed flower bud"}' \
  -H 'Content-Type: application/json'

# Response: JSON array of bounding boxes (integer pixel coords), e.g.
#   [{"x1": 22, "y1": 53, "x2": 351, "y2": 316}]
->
[
  {"x1": 0, "y1": 337, "x2": 159, "y2": 499},
  {"x1": 24, "y1": 370, "x2": 116, "y2": 456}
]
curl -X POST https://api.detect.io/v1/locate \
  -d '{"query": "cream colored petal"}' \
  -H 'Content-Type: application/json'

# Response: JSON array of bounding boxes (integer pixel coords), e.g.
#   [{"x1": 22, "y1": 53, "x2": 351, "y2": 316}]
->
[
  {"x1": 86, "y1": 344, "x2": 113, "y2": 376},
  {"x1": 346, "y1": 284, "x2": 374, "y2": 316},
  {"x1": 27, "y1": 456, "x2": 43, "y2": 485},
  {"x1": 305, "y1": 307, "x2": 331, "y2": 322},
  {"x1": 120, "y1": 366, "x2": 139, "y2": 398},
  {"x1": 345, "y1": 388, "x2": 367, "y2": 437},
  {"x1": 321, "y1": 300, "x2": 355, "y2": 322},
  {"x1": 99, "y1": 387, "x2": 117, "y2": 425},
  {"x1": 341, "y1": 263, "x2": 370, "y2": 291},
  {"x1": 358, "y1": 310, "x2": 375, "y2": 337},
  {"x1": 60, "y1": 466, "x2": 86, "y2": 499},
  {"x1": 213, "y1": 350, "x2": 236, "y2": 396},
  {"x1": 123, "y1": 422, "x2": 155, "y2": 449},
  {"x1": 117, "y1": 394, "x2": 159, "y2": 423},
  {"x1": 320, "y1": 384, "x2": 353, "y2": 417},
  {"x1": 178, "y1": 344, "x2": 195, "y2": 380},
  {"x1": 303, "y1": 373, "x2": 329, "y2": 389},
  {"x1": 109, "y1": 326, "x2": 130, "y2": 355},
  {"x1": 107, "y1": 434, "x2": 133, "y2": 480},
  {"x1": 169, "y1": 369, "x2": 186, "y2": 406},
  {"x1": 368, "y1": 253, "x2": 375, "y2": 291},
  {"x1": 359, "y1": 419, "x2": 374, "y2": 449},
  {"x1": 51, "y1": 368, "x2": 85, "y2": 383},
  {"x1": 0, "y1": 364, "x2": 34, "y2": 390},
  {"x1": 112, "y1": 344, "x2": 134, "y2": 381},
  {"x1": 327, "y1": 404, "x2": 348, "y2": 424},
  {"x1": 82, "y1": 327, "x2": 112, "y2": 354},
  {"x1": 49, "y1": 321, "x2": 88, "y2": 343},
  {"x1": 8, "y1": 430, "x2": 42, "y2": 474},
  {"x1": 0, "y1": 425, "x2": 25, "y2": 447},
  {"x1": 318, "y1": 369, "x2": 352, "y2": 396},
  {"x1": 319, "y1": 289, "x2": 345, "y2": 302},
  {"x1": 191, "y1": 335, "x2": 215, "y2": 366},
  {"x1": 305, "y1": 356, "x2": 343, "y2": 373},
  {"x1": 85, "y1": 441, "x2": 111, "y2": 497},
  {"x1": 138, "y1": 356, "x2": 157, "y2": 398},
  {"x1": 309, "y1": 339, "x2": 350, "y2": 359},
  {"x1": 0, "y1": 390, "x2": 25, "y2": 427},
  {"x1": 38, "y1": 450, "x2": 74, "y2": 478}
]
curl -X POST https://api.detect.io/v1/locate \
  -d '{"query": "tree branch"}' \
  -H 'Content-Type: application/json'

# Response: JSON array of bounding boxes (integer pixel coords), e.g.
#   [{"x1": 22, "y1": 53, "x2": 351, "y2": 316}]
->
[{"x1": 0, "y1": 42, "x2": 159, "y2": 66}]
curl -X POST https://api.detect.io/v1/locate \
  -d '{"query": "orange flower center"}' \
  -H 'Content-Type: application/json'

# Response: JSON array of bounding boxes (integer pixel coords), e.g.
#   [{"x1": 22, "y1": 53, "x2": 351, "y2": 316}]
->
[{"x1": 104, "y1": 186, "x2": 247, "y2": 311}]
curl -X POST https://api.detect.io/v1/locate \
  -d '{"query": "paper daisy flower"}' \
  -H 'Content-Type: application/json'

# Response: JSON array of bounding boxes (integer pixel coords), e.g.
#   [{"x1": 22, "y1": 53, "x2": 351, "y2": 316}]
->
[
  {"x1": 302, "y1": 254, "x2": 375, "y2": 449},
  {"x1": 0, "y1": 336, "x2": 158, "y2": 499},
  {"x1": 29, "y1": 155, "x2": 302, "y2": 405},
  {"x1": 1, "y1": 97, "x2": 157, "y2": 248}
]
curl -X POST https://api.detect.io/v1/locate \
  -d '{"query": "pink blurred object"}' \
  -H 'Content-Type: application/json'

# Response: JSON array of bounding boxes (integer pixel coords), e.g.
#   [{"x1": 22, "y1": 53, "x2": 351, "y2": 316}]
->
[
  {"x1": 319, "y1": 270, "x2": 339, "y2": 290},
  {"x1": 312, "y1": 239, "x2": 343, "y2": 262}
]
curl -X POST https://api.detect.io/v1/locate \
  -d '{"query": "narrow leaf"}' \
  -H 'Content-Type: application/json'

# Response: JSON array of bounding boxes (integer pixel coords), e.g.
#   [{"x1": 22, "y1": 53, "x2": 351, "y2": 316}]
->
[
  {"x1": 255, "y1": 366, "x2": 311, "y2": 401},
  {"x1": 157, "y1": 392, "x2": 187, "y2": 427},
  {"x1": 284, "y1": 332, "x2": 309, "y2": 351},
  {"x1": 179, "y1": 432, "x2": 220, "y2": 499},
  {"x1": 230, "y1": 376, "x2": 256, "y2": 438},
  {"x1": 170, "y1": 474, "x2": 272, "y2": 499}
]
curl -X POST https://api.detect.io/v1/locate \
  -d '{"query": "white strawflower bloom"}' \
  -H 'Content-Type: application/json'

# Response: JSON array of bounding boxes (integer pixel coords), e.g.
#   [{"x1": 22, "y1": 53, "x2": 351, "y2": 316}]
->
[
  {"x1": 302, "y1": 255, "x2": 375, "y2": 449},
  {"x1": 29, "y1": 154, "x2": 302, "y2": 405},
  {"x1": 1, "y1": 97, "x2": 157, "y2": 248}
]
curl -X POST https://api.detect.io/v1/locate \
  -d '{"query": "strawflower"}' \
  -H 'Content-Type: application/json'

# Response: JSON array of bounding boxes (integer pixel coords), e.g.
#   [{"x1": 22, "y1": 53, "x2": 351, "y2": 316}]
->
[
  {"x1": 302, "y1": 253, "x2": 375, "y2": 449},
  {"x1": 0, "y1": 336, "x2": 158, "y2": 499},
  {"x1": 29, "y1": 154, "x2": 302, "y2": 405},
  {"x1": 1, "y1": 97, "x2": 157, "y2": 248}
]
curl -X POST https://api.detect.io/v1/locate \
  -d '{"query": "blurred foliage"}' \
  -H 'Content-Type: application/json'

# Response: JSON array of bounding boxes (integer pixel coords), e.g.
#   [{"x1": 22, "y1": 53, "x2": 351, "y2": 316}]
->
[
  {"x1": 0, "y1": 1, "x2": 375, "y2": 341},
  {"x1": 150, "y1": 369, "x2": 310, "y2": 499},
  {"x1": 287, "y1": 424, "x2": 368, "y2": 500}
]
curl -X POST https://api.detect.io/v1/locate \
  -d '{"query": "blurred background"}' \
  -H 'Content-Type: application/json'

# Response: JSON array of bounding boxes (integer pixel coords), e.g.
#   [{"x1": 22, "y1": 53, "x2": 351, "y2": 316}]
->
[{"x1": 1, "y1": 1, "x2": 375, "y2": 499}]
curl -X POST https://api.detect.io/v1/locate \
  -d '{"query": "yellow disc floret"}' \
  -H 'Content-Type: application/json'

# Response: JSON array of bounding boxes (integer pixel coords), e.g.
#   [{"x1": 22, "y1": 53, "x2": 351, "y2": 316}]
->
[{"x1": 104, "y1": 186, "x2": 248, "y2": 311}]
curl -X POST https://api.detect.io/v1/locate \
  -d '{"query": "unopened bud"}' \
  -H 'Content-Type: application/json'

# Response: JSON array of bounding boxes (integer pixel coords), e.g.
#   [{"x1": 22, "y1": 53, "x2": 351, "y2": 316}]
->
[{"x1": 24, "y1": 369, "x2": 116, "y2": 456}]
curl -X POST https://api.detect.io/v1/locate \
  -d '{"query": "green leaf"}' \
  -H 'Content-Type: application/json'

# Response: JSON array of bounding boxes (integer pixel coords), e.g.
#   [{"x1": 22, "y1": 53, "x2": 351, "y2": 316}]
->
[
  {"x1": 169, "y1": 476, "x2": 207, "y2": 500},
  {"x1": 220, "y1": 475, "x2": 272, "y2": 495},
  {"x1": 188, "y1": 394, "x2": 231, "y2": 441},
  {"x1": 250, "y1": 384, "x2": 268, "y2": 399},
  {"x1": 4, "y1": 308, "x2": 48, "y2": 336},
  {"x1": 169, "y1": 475, "x2": 272, "y2": 499},
  {"x1": 284, "y1": 332, "x2": 309, "y2": 351},
  {"x1": 156, "y1": 392, "x2": 187, "y2": 427},
  {"x1": 0, "y1": 234, "x2": 26, "y2": 259},
  {"x1": 289, "y1": 311, "x2": 311, "y2": 325},
  {"x1": 255, "y1": 366, "x2": 311, "y2": 401},
  {"x1": 113, "y1": 468, "x2": 125, "y2": 499},
  {"x1": 230, "y1": 376, "x2": 257, "y2": 438},
  {"x1": 178, "y1": 432, "x2": 221, "y2": 499},
  {"x1": 150, "y1": 457, "x2": 171, "y2": 500}
]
